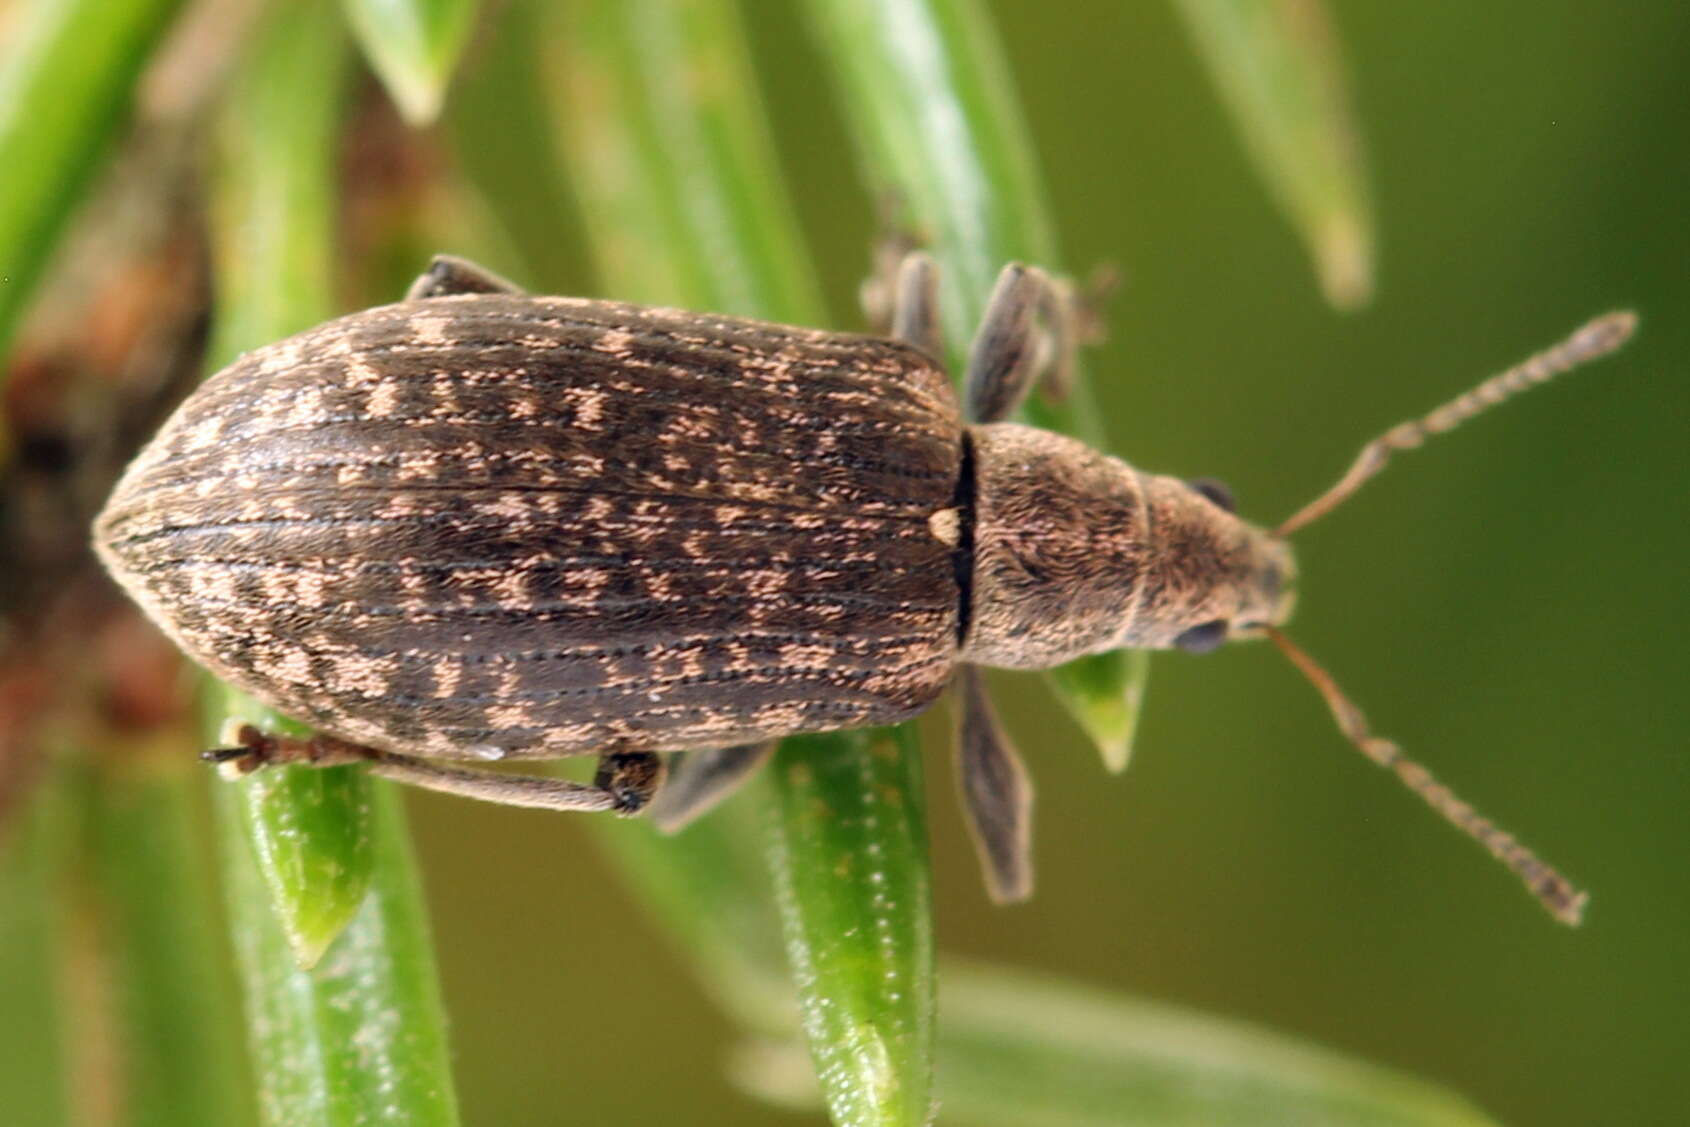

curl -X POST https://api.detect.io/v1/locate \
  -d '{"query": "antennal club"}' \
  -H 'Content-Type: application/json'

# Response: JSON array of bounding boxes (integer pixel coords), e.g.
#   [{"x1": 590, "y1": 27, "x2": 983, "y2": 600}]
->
[
  {"x1": 1276, "y1": 312, "x2": 1637, "y2": 538},
  {"x1": 1266, "y1": 627, "x2": 1587, "y2": 925}
]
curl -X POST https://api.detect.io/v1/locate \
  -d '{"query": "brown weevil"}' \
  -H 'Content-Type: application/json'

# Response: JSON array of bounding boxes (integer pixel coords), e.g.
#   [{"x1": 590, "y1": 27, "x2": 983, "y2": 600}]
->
[{"x1": 92, "y1": 252, "x2": 1634, "y2": 924}]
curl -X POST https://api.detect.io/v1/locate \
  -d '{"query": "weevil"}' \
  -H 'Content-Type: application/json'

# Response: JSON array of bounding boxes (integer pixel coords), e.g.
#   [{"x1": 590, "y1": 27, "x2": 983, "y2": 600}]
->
[{"x1": 92, "y1": 252, "x2": 1633, "y2": 924}]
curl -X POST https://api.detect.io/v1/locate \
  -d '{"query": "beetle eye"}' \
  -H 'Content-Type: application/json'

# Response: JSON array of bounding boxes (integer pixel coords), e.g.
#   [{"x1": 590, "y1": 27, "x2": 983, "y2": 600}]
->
[
  {"x1": 1187, "y1": 477, "x2": 1235, "y2": 513},
  {"x1": 1173, "y1": 619, "x2": 1228, "y2": 654}
]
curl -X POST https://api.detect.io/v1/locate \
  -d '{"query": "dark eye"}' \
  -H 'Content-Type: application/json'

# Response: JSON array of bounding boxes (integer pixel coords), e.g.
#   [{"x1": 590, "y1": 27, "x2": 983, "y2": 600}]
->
[
  {"x1": 1187, "y1": 477, "x2": 1235, "y2": 513},
  {"x1": 1173, "y1": 619, "x2": 1228, "y2": 654}
]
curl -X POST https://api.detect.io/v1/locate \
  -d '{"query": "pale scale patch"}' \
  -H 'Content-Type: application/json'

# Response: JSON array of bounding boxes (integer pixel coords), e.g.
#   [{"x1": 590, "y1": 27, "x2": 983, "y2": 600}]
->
[
  {"x1": 425, "y1": 376, "x2": 455, "y2": 418},
  {"x1": 259, "y1": 570, "x2": 297, "y2": 608},
  {"x1": 478, "y1": 492, "x2": 533, "y2": 521},
  {"x1": 296, "y1": 570, "x2": 329, "y2": 609},
  {"x1": 346, "y1": 352, "x2": 382, "y2": 386},
  {"x1": 398, "y1": 566, "x2": 431, "y2": 599},
  {"x1": 927, "y1": 508, "x2": 961, "y2": 546},
  {"x1": 418, "y1": 731, "x2": 461, "y2": 757},
  {"x1": 780, "y1": 643, "x2": 840, "y2": 667},
  {"x1": 432, "y1": 657, "x2": 464, "y2": 699},
  {"x1": 569, "y1": 386, "x2": 608, "y2": 428},
  {"x1": 745, "y1": 570, "x2": 790, "y2": 598},
  {"x1": 367, "y1": 379, "x2": 403, "y2": 418},
  {"x1": 334, "y1": 653, "x2": 399, "y2": 698},
  {"x1": 270, "y1": 495, "x2": 314, "y2": 521},
  {"x1": 592, "y1": 328, "x2": 635, "y2": 355},
  {"x1": 284, "y1": 385, "x2": 328, "y2": 428},
  {"x1": 494, "y1": 666, "x2": 525, "y2": 700},
  {"x1": 378, "y1": 494, "x2": 422, "y2": 520},
  {"x1": 583, "y1": 567, "x2": 614, "y2": 592},
  {"x1": 485, "y1": 704, "x2": 534, "y2": 730},
  {"x1": 546, "y1": 720, "x2": 602, "y2": 747},
  {"x1": 410, "y1": 315, "x2": 452, "y2": 346},
  {"x1": 254, "y1": 647, "x2": 315, "y2": 689},
  {"x1": 396, "y1": 451, "x2": 442, "y2": 482},
  {"x1": 260, "y1": 339, "x2": 306, "y2": 376},
  {"x1": 492, "y1": 568, "x2": 535, "y2": 607},
  {"x1": 183, "y1": 412, "x2": 226, "y2": 453}
]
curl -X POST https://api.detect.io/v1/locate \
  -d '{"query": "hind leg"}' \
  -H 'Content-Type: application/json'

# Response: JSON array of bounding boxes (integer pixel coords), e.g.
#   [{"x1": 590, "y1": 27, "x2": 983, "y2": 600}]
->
[
  {"x1": 404, "y1": 254, "x2": 525, "y2": 300},
  {"x1": 207, "y1": 725, "x2": 665, "y2": 816}
]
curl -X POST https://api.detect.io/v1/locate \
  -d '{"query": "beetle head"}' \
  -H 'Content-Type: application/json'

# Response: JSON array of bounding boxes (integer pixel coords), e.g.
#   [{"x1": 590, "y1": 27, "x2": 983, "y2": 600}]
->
[
  {"x1": 961, "y1": 424, "x2": 1295, "y2": 668},
  {"x1": 1128, "y1": 472, "x2": 1298, "y2": 654}
]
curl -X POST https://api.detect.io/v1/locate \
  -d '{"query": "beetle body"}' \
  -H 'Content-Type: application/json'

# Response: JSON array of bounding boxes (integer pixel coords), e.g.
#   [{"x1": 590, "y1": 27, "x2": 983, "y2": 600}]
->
[
  {"x1": 95, "y1": 253, "x2": 1620, "y2": 920},
  {"x1": 93, "y1": 291, "x2": 1290, "y2": 763}
]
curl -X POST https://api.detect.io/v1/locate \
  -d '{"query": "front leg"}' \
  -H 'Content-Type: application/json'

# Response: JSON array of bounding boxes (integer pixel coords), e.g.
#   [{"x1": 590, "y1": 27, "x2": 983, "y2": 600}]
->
[
  {"x1": 207, "y1": 725, "x2": 664, "y2": 816},
  {"x1": 963, "y1": 262, "x2": 1114, "y2": 424},
  {"x1": 886, "y1": 251, "x2": 944, "y2": 359},
  {"x1": 404, "y1": 254, "x2": 526, "y2": 300}
]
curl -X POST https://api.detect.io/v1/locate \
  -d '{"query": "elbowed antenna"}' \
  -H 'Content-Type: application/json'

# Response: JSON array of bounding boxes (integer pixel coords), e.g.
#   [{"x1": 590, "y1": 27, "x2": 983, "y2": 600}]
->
[
  {"x1": 1267, "y1": 627, "x2": 1587, "y2": 925},
  {"x1": 1276, "y1": 311, "x2": 1637, "y2": 538}
]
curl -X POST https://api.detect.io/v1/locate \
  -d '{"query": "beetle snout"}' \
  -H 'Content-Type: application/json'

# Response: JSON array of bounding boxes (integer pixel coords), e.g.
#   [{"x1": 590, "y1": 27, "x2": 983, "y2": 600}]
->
[{"x1": 1232, "y1": 537, "x2": 1298, "y2": 638}]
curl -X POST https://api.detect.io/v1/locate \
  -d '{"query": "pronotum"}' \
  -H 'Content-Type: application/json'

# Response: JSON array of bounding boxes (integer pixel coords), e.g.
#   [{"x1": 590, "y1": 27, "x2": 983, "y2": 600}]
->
[{"x1": 92, "y1": 252, "x2": 1634, "y2": 923}]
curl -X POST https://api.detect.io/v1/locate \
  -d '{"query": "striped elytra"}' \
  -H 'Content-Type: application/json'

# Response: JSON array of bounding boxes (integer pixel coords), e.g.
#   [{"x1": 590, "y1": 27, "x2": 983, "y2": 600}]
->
[{"x1": 94, "y1": 296, "x2": 966, "y2": 761}]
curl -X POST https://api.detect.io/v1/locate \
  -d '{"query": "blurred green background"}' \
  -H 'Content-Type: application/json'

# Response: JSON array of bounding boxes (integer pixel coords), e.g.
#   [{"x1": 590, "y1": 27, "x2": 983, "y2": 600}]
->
[
  {"x1": 3, "y1": 1, "x2": 1686, "y2": 1124},
  {"x1": 408, "y1": 4, "x2": 1687, "y2": 1124}
]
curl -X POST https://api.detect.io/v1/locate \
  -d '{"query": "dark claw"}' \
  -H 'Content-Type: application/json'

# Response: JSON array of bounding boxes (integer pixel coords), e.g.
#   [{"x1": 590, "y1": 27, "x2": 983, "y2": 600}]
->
[{"x1": 595, "y1": 751, "x2": 666, "y2": 816}]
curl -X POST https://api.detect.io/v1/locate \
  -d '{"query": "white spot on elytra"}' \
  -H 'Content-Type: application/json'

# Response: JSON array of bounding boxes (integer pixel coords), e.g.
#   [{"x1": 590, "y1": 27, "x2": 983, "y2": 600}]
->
[{"x1": 928, "y1": 507, "x2": 961, "y2": 546}]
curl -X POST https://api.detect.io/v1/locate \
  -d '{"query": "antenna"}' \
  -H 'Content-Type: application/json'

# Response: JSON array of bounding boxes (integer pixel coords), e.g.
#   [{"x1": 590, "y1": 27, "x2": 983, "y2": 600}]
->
[
  {"x1": 1276, "y1": 312, "x2": 1636, "y2": 538},
  {"x1": 1266, "y1": 627, "x2": 1586, "y2": 925}
]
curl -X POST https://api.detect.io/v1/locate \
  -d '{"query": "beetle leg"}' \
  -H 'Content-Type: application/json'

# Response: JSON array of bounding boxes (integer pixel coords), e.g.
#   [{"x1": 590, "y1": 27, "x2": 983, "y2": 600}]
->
[
  {"x1": 954, "y1": 665, "x2": 1035, "y2": 904},
  {"x1": 963, "y1": 262, "x2": 1118, "y2": 424},
  {"x1": 204, "y1": 724, "x2": 663, "y2": 816},
  {"x1": 592, "y1": 751, "x2": 667, "y2": 815},
  {"x1": 963, "y1": 263, "x2": 1059, "y2": 424},
  {"x1": 885, "y1": 251, "x2": 944, "y2": 359},
  {"x1": 404, "y1": 254, "x2": 526, "y2": 300},
  {"x1": 648, "y1": 741, "x2": 778, "y2": 833},
  {"x1": 204, "y1": 724, "x2": 375, "y2": 772}
]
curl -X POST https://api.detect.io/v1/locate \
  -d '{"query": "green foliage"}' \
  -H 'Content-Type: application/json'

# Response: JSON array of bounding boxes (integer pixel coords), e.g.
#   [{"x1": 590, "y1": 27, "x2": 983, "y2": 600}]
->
[
  {"x1": 84, "y1": 760, "x2": 253, "y2": 1126},
  {"x1": 216, "y1": 782, "x2": 457, "y2": 1125},
  {"x1": 1170, "y1": 0, "x2": 1374, "y2": 308},
  {"x1": 0, "y1": 774, "x2": 71, "y2": 1125},
  {"x1": 343, "y1": 0, "x2": 480, "y2": 125},
  {"x1": 766, "y1": 729, "x2": 936, "y2": 1126},
  {"x1": 0, "y1": 0, "x2": 186, "y2": 364}
]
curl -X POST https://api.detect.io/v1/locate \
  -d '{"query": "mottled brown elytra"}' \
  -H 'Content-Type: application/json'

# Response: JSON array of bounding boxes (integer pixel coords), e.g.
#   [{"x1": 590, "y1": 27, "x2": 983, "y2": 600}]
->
[{"x1": 93, "y1": 253, "x2": 1633, "y2": 923}]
